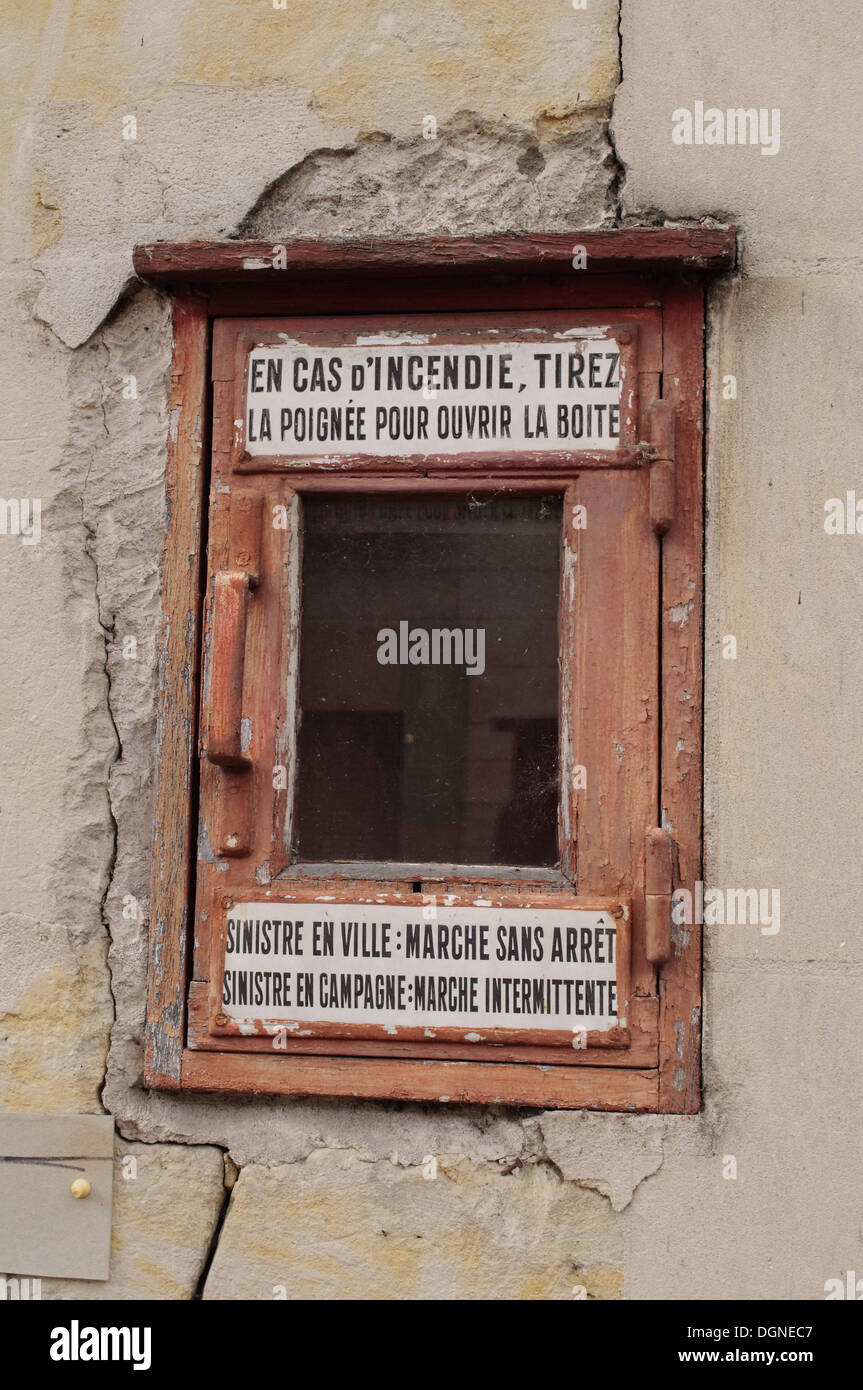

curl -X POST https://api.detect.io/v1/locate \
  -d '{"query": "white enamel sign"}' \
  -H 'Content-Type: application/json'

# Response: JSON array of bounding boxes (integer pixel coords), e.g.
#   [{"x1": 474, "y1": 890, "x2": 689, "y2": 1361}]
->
[
  {"x1": 221, "y1": 902, "x2": 625, "y2": 1036},
  {"x1": 242, "y1": 331, "x2": 626, "y2": 459}
]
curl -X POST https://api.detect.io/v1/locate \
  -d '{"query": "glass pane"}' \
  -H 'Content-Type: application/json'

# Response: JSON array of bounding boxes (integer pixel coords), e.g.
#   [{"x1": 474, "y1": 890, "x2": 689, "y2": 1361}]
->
[{"x1": 295, "y1": 494, "x2": 562, "y2": 866}]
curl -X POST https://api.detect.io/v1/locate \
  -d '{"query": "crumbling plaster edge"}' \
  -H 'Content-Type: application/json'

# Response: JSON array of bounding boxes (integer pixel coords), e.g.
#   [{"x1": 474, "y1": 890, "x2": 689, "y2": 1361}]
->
[{"x1": 64, "y1": 32, "x2": 733, "y2": 1204}]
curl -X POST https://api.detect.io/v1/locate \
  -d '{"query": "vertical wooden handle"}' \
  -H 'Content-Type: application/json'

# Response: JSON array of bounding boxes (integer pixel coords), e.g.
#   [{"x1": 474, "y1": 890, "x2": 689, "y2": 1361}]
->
[{"x1": 205, "y1": 571, "x2": 252, "y2": 769}]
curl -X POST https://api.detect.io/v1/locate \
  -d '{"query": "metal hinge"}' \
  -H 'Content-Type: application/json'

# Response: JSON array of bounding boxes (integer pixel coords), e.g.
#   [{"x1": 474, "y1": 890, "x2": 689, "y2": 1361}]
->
[
  {"x1": 647, "y1": 399, "x2": 676, "y2": 535},
  {"x1": 644, "y1": 826, "x2": 674, "y2": 965}
]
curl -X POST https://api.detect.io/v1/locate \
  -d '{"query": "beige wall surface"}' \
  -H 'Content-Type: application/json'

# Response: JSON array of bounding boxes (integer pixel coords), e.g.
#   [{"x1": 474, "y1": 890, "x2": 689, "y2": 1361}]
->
[{"x1": 0, "y1": 0, "x2": 859, "y2": 1300}]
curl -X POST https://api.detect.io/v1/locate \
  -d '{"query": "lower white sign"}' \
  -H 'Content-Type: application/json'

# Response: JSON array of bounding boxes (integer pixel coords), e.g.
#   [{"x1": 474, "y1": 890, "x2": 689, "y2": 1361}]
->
[{"x1": 221, "y1": 902, "x2": 623, "y2": 1034}]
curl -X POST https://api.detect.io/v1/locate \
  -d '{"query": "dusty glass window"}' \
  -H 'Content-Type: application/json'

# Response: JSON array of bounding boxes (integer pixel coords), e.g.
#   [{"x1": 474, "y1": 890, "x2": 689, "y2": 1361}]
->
[{"x1": 295, "y1": 494, "x2": 562, "y2": 866}]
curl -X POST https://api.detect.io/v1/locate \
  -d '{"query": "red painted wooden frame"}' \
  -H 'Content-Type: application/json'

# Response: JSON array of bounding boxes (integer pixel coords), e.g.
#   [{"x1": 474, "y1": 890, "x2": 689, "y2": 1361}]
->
[
  {"x1": 198, "y1": 309, "x2": 659, "y2": 1070},
  {"x1": 139, "y1": 230, "x2": 722, "y2": 1110}
]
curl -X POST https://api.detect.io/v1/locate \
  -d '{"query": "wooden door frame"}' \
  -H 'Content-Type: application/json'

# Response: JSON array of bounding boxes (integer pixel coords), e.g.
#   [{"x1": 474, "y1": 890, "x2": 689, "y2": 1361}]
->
[{"x1": 137, "y1": 229, "x2": 733, "y2": 1110}]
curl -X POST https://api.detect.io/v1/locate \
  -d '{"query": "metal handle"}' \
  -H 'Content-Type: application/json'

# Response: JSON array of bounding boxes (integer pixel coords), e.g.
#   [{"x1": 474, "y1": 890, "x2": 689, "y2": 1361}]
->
[{"x1": 204, "y1": 570, "x2": 252, "y2": 769}]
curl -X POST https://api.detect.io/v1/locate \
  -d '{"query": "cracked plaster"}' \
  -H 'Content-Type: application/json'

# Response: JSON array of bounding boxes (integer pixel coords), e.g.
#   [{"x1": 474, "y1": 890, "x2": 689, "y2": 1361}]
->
[
  {"x1": 10, "y1": 0, "x2": 861, "y2": 1301},
  {"x1": 0, "y1": 1, "x2": 723, "y2": 1241}
]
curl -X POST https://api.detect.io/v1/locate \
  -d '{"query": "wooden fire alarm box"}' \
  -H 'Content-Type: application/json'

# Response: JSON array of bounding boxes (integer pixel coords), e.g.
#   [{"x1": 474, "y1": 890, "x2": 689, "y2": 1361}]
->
[{"x1": 136, "y1": 230, "x2": 734, "y2": 1110}]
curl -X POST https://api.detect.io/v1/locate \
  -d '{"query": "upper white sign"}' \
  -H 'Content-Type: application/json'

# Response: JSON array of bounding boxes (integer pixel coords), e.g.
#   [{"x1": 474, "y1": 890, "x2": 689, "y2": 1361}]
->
[{"x1": 242, "y1": 330, "x2": 626, "y2": 459}]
